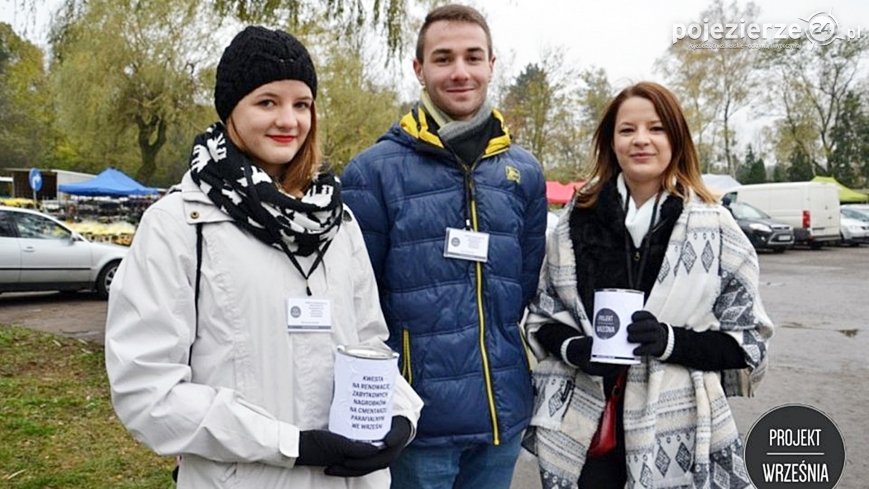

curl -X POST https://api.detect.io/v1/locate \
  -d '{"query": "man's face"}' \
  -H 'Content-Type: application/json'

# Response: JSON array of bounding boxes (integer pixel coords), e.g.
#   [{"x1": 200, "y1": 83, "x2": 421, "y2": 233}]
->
[{"x1": 414, "y1": 20, "x2": 494, "y2": 121}]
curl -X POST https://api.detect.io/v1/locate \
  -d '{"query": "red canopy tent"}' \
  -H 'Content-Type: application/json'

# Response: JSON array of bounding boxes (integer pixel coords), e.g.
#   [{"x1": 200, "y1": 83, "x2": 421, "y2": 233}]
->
[{"x1": 545, "y1": 180, "x2": 585, "y2": 205}]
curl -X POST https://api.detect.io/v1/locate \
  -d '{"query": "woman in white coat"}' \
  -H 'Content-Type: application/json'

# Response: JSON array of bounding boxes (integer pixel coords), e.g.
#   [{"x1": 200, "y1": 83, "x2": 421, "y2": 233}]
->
[{"x1": 105, "y1": 26, "x2": 422, "y2": 488}]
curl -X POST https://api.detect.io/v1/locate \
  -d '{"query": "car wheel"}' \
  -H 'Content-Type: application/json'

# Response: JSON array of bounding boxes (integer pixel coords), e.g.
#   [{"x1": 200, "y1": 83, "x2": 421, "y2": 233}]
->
[
  {"x1": 839, "y1": 234, "x2": 858, "y2": 247},
  {"x1": 96, "y1": 260, "x2": 121, "y2": 300}
]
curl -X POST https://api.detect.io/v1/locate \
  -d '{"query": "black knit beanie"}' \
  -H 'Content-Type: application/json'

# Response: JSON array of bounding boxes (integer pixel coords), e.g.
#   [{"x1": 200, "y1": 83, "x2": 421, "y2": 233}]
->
[{"x1": 214, "y1": 26, "x2": 318, "y2": 122}]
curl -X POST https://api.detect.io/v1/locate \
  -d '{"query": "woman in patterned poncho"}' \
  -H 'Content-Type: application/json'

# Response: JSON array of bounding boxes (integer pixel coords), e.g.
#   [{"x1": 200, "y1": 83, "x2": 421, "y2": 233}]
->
[{"x1": 522, "y1": 81, "x2": 773, "y2": 489}]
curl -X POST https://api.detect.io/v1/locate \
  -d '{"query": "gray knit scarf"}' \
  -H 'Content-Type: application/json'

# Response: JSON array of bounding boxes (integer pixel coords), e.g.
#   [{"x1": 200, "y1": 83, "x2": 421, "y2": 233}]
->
[{"x1": 420, "y1": 90, "x2": 493, "y2": 150}]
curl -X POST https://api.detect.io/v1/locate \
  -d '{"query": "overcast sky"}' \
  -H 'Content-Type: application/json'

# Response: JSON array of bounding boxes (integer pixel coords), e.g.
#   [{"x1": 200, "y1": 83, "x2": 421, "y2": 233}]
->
[
  {"x1": 479, "y1": 0, "x2": 869, "y2": 87},
  {"x1": 4, "y1": 0, "x2": 867, "y2": 85},
  {"x1": 3, "y1": 0, "x2": 868, "y2": 156}
]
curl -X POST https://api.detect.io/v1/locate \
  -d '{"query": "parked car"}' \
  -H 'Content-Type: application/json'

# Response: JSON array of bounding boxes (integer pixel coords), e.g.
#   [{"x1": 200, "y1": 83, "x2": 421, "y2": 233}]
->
[
  {"x1": 839, "y1": 206, "x2": 869, "y2": 246},
  {"x1": 727, "y1": 201, "x2": 795, "y2": 252},
  {"x1": 0, "y1": 206, "x2": 127, "y2": 298},
  {"x1": 724, "y1": 182, "x2": 840, "y2": 248},
  {"x1": 842, "y1": 204, "x2": 869, "y2": 221}
]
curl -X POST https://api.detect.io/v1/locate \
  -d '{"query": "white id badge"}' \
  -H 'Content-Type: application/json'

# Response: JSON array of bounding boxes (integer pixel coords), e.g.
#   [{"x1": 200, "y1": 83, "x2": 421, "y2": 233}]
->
[
  {"x1": 286, "y1": 298, "x2": 332, "y2": 333},
  {"x1": 443, "y1": 227, "x2": 490, "y2": 262}
]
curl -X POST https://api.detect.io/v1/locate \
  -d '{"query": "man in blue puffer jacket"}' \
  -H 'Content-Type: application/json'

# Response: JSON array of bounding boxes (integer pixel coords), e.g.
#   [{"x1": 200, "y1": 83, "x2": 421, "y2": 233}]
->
[{"x1": 342, "y1": 5, "x2": 547, "y2": 488}]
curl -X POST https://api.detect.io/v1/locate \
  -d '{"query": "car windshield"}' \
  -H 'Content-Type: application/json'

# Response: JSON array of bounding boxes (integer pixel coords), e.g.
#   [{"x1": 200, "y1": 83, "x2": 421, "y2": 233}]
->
[
  {"x1": 732, "y1": 202, "x2": 770, "y2": 220},
  {"x1": 842, "y1": 207, "x2": 869, "y2": 222}
]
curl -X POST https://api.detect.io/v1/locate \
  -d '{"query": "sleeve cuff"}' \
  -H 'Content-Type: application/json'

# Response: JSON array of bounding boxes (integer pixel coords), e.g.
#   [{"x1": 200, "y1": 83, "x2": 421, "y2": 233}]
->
[
  {"x1": 272, "y1": 422, "x2": 300, "y2": 468},
  {"x1": 658, "y1": 322, "x2": 675, "y2": 361},
  {"x1": 560, "y1": 337, "x2": 582, "y2": 369}
]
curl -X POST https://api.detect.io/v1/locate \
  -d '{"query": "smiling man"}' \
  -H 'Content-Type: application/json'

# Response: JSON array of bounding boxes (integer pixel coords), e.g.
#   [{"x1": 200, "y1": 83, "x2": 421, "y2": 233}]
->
[{"x1": 341, "y1": 4, "x2": 547, "y2": 489}]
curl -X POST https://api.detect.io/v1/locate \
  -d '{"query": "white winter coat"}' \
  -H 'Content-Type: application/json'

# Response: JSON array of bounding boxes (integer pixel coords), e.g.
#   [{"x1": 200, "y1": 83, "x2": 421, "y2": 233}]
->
[{"x1": 105, "y1": 173, "x2": 423, "y2": 489}]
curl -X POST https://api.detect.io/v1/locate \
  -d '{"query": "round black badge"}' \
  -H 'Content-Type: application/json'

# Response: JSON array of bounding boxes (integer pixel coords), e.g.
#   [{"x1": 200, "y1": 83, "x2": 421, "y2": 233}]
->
[
  {"x1": 593, "y1": 308, "x2": 619, "y2": 339},
  {"x1": 744, "y1": 404, "x2": 845, "y2": 488}
]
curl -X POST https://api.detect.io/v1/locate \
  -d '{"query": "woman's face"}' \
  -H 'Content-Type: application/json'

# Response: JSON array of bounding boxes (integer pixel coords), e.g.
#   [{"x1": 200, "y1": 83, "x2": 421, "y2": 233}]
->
[
  {"x1": 613, "y1": 96, "x2": 673, "y2": 190},
  {"x1": 227, "y1": 79, "x2": 313, "y2": 178}
]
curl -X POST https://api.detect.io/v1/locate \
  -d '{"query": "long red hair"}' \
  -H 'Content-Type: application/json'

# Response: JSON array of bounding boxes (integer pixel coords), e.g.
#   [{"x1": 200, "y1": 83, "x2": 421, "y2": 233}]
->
[{"x1": 578, "y1": 81, "x2": 715, "y2": 208}]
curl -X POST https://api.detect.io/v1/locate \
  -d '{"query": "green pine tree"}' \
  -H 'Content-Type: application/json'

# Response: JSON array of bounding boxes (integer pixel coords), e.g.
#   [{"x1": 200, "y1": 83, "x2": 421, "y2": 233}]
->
[
  {"x1": 738, "y1": 145, "x2": 767, "y2": 184},
  {"x1": 786, "y1": 147, "x2": 814, "y2": 181}
]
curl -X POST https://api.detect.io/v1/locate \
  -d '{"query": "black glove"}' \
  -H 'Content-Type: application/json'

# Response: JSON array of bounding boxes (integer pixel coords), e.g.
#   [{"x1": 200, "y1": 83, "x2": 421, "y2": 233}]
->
[
  {"x1": 295, "y1": 430, "x2": 380, "y2": 467},
  {"x1": 534, "y1": 323, "x2": 619, "y2": 377},
  {"x1": 626, "y1": 311, "x2": 669, "y2": 357},
  {"x1": 324, "y1": 416, "x2": 413, "y2": 477},
  {"x1": 534, "y1": 322, "x2": 580, "y2": 357},
  {"x1": 563, "y1": 336, "x2": 622, "y2": 377}
]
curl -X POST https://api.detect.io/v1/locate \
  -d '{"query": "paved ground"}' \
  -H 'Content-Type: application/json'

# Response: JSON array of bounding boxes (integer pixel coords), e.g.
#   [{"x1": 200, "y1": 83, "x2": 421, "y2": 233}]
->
[
  {"x1": 2, "y1": 245, "x2": 867, "y2": 488},
  {"x1": 1, "y1": 291, "x2": 107, "y2": 343}
]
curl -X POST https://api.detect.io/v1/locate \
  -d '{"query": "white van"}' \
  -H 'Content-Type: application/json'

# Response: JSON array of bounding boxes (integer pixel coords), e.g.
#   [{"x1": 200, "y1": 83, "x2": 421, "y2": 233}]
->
[{"x1": 723, "y1": 182, "x2": 840, "y2": 248}]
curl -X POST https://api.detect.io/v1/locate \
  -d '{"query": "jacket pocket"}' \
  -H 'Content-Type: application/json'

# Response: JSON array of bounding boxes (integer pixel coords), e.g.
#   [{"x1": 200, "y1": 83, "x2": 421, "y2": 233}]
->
[
  {"x1": 400, "y1": 329, "x2": 413, "y2": 385},
  {"x1": 180, "y1": 456, "x2": 237, "y2": 488}
]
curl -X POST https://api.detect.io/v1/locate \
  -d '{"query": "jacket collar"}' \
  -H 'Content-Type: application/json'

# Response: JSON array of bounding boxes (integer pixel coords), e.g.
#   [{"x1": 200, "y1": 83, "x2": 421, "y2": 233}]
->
[
  {"x1": 175, "y1": 171, "x2": 234, "y2": 225},
  {"x1": 397, "y1": 105, "x2": 512, "y2": 159}
]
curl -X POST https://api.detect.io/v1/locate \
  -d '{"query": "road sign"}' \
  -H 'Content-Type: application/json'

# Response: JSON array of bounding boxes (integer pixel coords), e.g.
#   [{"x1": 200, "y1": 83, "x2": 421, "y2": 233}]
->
[{"x1": 28, "y1": 168, "x2": 43, "y2": 193}]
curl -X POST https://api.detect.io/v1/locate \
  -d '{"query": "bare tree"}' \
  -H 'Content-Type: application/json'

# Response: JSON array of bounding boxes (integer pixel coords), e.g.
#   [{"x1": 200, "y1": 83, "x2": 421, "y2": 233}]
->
[
  {"x1": 761, "y1": 35, "x2": 869, "y2": 175},
  {"x1": 657, "y1": 0, "x2": 761, "y2": 175}
]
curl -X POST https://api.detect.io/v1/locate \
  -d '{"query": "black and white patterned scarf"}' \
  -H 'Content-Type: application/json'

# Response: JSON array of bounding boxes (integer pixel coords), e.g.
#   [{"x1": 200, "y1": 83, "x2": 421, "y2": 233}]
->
[{"x1": 188, "y1": 123, "x2": 342, "y2": 258}]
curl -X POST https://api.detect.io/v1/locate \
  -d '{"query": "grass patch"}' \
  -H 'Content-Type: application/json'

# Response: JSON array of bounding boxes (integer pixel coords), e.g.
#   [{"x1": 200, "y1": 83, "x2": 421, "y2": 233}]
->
[{"x1": 0, "y1": 325, "x2": 174, "y2": 488}]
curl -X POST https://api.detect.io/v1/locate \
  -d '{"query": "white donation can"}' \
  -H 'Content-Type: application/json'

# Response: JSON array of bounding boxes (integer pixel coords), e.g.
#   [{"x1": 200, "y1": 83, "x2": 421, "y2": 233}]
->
[
  {"x1": 590, "y1": 288, "x2": 644, "y2": 365},
  {"x1": 328, "y1": 344, "x2": 399, "y2": 441}
]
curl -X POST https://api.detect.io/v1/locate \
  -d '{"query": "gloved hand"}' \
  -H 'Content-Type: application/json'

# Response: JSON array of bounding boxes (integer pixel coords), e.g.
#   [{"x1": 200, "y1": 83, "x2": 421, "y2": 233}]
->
[
  {"x1": 626, "y1": 310, "x2": 669, "y2": 357},
  {"x1": 325, "y1": 416, "x2": 413, "y2": 477},
  {"x1": 295, "y1": 430, "x2": 380, "y2": 467},
  {"x1": 563, "y1": 336, "x2": 621, "y2": 377},
  {"x1": 534, "y1": 323, "x2": 618, "y2": 377}
]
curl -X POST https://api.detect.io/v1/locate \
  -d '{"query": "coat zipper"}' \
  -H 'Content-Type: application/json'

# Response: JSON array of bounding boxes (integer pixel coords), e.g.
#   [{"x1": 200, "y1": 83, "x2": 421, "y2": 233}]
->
[
  {"x1": 462, "y1": 166, "x2": 501, "y2": 446},
  {"x1": 401, "y1": 329, "x2": 413, "y2": 385}
]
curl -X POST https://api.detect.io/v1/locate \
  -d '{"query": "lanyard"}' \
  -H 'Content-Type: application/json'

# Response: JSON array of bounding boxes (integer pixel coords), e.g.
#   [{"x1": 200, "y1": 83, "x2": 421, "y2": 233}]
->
[
  {"x1": 276, "y1": 238, "x2": 331, "y2": 296},
  {"x1": 243, "y1": 164, "x2": 331, "y2": 296},
  {"x1": 622, "y1": 189, "x2": 661, "y2": 291},
  {"x1": 451, "y1": 148, "x2": 483, "y2": 231}
]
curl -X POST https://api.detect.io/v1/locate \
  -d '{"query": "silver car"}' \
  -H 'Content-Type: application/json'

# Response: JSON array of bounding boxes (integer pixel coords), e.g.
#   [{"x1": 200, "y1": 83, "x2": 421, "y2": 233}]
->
[
  {"x1": 840, "y1": 205, "x2": 869, "y2": 246},
  {"x1": 0, "y1": 206, "x2": 128, "y2": 298}
]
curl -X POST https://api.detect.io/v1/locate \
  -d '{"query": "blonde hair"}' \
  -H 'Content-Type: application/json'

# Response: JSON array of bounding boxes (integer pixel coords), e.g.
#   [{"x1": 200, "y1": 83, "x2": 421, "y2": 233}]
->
[{"x1": 578, "y1": 81, "x2": 715, "y2": 208}]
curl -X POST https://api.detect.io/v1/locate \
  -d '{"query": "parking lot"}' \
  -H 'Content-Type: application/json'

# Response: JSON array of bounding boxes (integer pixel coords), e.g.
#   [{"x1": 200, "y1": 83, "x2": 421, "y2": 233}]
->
[
  {"x1": 2, "y1": 245, "x2": 868, "y2": 488},
  {"x1": 726, "y1": 245, "x2": 868, "y2": 489}
]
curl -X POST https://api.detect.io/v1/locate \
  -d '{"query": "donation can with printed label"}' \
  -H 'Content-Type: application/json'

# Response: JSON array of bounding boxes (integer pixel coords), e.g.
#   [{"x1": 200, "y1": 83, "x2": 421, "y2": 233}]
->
[
  {"x1": 328, "y1": 344, "x2": 399, "y2": 441},
  {"x1": 590, "y1": 288, "x2": 644, "y2": 365}
]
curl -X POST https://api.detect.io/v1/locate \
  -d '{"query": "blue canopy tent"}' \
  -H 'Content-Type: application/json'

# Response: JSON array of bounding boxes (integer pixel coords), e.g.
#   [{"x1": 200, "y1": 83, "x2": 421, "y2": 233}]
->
[{"x1": 58, "y1": 168, "x2": 159, "y2": 197}]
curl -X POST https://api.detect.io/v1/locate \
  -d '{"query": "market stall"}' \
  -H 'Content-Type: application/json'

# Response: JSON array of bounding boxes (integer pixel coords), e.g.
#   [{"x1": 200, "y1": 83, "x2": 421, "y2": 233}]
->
[{"x1": 53, "y1": 168, "x2": 161, "y2": 245}]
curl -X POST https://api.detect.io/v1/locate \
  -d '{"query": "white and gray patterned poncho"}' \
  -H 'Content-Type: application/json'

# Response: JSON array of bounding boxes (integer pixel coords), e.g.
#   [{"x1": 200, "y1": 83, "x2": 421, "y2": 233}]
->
[{"x1": 524, "y1": 195, "x2": 774, "y2": 489}]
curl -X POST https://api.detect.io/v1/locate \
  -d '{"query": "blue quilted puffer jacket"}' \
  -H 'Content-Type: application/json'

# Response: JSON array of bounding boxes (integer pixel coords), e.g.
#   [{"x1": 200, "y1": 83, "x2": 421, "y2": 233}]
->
[{"x1": 342, "y1": 106, "x2": 547, "y2": 447}]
